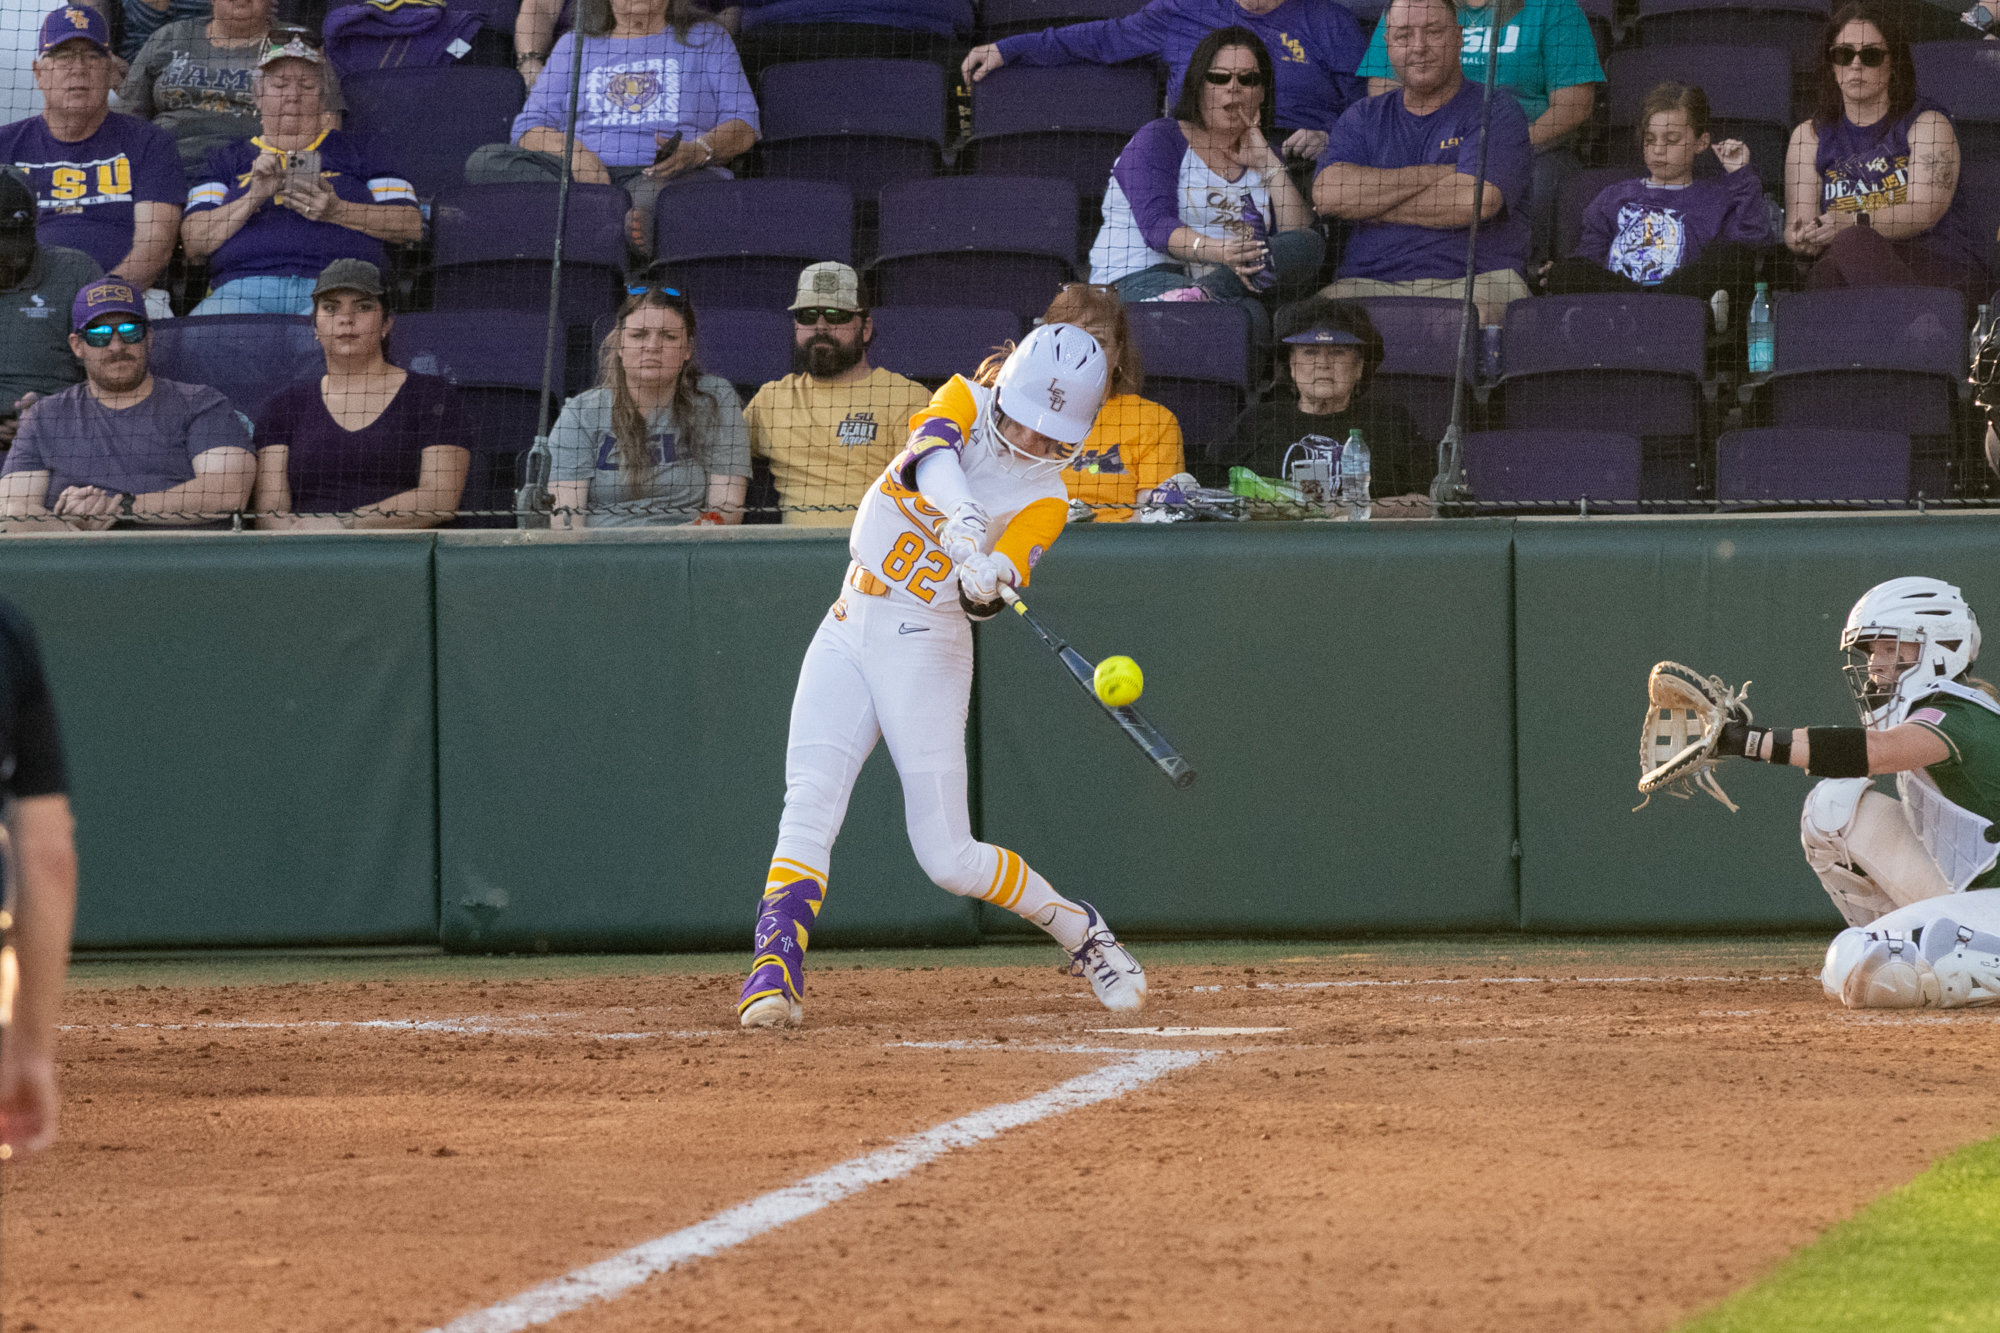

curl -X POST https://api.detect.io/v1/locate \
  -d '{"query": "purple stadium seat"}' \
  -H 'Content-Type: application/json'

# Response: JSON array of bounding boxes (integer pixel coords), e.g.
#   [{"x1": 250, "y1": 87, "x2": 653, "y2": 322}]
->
[
  {"x1": 1123, "y1": 302, "x2": 1251, "y2": 457},
  {"x1": 1634, "y1": 0, "x2": 1830, "y2": 88},
  {"x1": 963, "y1": 65, "x2": 1161, "y2": 201},
  {"x1": 388, "y1": 310, "x2": 558, "y2": 526},
  {"x1": 756, "y1": 61, "x2": 947, "y2": 201},
  {"x1": 1914, "y1": 42, "x2": 2000, "y2": 158},
  {"x1": 1769, "y1": 287, "x2": 1965, "y2": 499},
  {"x1": 1333, "y1": 0, "x2": 1389, "y2": 29},
  {"x1": 652, "y1": 180, "x2": 856, "y2": 313},
  {"x1": 871, "y1": 177, "x2": 1078, "y2": 320},
  {"x1": 1352, "y1": 296, "x2": 1470, "y2": 445},
  {"x1": 431, "y1": 182, "x2": 626, "y2": 328},
  {"x1": 868, "y1": 307, "x2": 1024, "y2": 390},
  {"x1": 977, "y1": 0, "x2": 1150, "y2": 40},
  {"x1": 1579, "y1": 0, "x2": 1614, "y2": 59},
  {"x1": 1459, "y1": 430, "x2": 1643, "y2": 511},
  {"x1": 1958, "y1": 156, "x2": 2000, "y2": 281},
  {"x1": 1497, "y1": 292, "x2": 1710, "y2": 503},
  {"x1": 1603, "y1": 46, "x2": 1792, "y2": 177},
  {"x1": 341, "y1": 67, "x2": 526, "y2": 202},
  {"x1": 1715, "y1": 428, "x2": 1912, "y2": 507},
  {"x1": 1553, "y1": 166, "x2": 1634, "y2": 264},
  {"x1": 149, "y1": 315, "x2": 322, "y2": 420}
]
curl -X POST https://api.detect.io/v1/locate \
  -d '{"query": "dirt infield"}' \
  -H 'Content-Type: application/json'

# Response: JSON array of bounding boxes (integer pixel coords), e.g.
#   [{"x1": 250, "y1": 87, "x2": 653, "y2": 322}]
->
[{"x1": 6, "y1": 938, "x2": 2000, "y2": 1333}]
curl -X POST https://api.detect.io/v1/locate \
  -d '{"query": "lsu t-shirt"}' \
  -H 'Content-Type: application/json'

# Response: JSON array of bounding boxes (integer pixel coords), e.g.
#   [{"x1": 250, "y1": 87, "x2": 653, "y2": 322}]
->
[
  {"x1": 548, "y1": 376, "x2": 752, "y2": 526},
  {"x1": 743, "y1": 366, "x2": 933, "y2": 528},
  {"x1": 0, "y1": 111, "x2": 186, "y2": 273},
  {"x1": 185, "y1": 130, "x2": 417, "y2": 286},
  {"x1": 511, "y1": 25, "x2": 761, "y2": 168},
  {"x1": 1356, "y1": 0, "x2": 1603, "y2": 125},
  {"x1": 1062, "y1": 393, "x2": 1184, "y2": 521}
]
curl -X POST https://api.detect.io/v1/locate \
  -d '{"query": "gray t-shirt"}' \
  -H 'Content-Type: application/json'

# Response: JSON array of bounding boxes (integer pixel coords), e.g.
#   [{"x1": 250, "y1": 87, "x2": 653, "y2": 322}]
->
[
  {"x1": 3, "y1": 377, "x2": 251, "y2": 509},
  {"x1": 0, "y1": 245, "x2": 101, "y2": 408},
  {"x1": 119, "y1": 22, "x2": 346, "y2": 173},
  {"x1": 549, "y1": 375, "x2": 751, "y2": 527}
]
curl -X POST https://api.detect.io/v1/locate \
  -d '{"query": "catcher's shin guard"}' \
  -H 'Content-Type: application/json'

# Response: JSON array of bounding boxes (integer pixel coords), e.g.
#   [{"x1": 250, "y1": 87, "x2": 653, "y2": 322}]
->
[
  {"x1": 737, "y1": 860, "x2": 825, "y2": 1024},
  {"x1": 1840, "y1": 931, "x2": 1940, "y2": 1009},
  {"x1": 1920, "y1": 918, "x2": 2000, "y2": 1008}
]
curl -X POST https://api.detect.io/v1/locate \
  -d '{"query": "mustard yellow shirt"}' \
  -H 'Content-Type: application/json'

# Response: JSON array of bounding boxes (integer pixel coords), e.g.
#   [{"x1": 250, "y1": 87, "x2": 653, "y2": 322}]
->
[
  {"x1": 1060, "y1": 393, "x2": 1185, "y2": 521},
  {"x1": 744, "y1": 366, "x2": 934, "y2": 527}
]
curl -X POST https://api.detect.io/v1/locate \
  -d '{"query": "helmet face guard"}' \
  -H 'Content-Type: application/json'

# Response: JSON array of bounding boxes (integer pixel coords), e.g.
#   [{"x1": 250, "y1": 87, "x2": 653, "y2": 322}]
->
[
  {"x1": 1839, "y1": 577, "x2": 1980, "y2": 728},
  {"x1": 1841, "y1": 628, "x2": 1924, "y2": 727}
]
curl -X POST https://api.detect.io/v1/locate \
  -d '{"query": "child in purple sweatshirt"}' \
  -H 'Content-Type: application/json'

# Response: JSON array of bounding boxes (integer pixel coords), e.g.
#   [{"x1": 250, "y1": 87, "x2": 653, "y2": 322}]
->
[{"x1": 1546, "y1": 82, "x2": 1769, "y2": 301}]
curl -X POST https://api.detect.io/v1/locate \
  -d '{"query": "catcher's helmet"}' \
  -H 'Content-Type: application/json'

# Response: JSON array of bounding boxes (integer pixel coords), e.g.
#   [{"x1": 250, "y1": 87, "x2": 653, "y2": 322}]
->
[
  {"x1": 1840, "y1": 576, "x2": 1981, "y2": 728},
  {"x1": 991, "y1": 323, "x2": 1108, "y2": 463}
]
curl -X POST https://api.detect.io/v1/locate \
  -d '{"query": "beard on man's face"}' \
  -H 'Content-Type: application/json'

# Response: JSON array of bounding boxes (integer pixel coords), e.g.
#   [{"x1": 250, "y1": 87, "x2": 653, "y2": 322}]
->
[
  {"x1": 793, "y1": 328, "x2": 865, "y2": 379},
  {"x1": 87, "y1": 345, "x2": 148, "y2": 394}
]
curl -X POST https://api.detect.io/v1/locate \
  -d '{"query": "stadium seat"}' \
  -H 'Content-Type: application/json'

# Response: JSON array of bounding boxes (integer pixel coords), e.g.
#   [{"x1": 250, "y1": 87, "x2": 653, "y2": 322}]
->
[
  {"x1": 1914, "y1": 41, "x2": 2000, "y2": 160},
  {"x1": 1633, "y1": 0, "x2": 1830, "y2": 92},
  {"x1": 871, "y1": 177, "x2": 1078, "y2": 321},
  {"x1": 680, "y1": 307, "x2": 794, "y2": 403},
  {"x1": 1496, "y1": 292, "x2": 1710, "y2": 503},
  {"x1": 1768, "y1": 287, "x2": 1966, "y2": 500},
  {"x1": 149, "y1": 315, "x2": 323, "y2": 421},
  {"x1": 1333, "y1": 0, "x2": 1389, "y2": 31},
  {"x1": 1552, "y1": 165, "x2": 1636, "y2": 265},
  {"x1": 962, "y1": 65, "x2": 1161, "y2": 202},
  {"x1": 755, "y1": 61, "x2": 947, "y2": 201},
  {"x1": 1957, "y1": 156, "x2": 2000, "y2": 283},
  {"x1": 1579, "y1": 0, "x2": 1614, "y2": 61},
  {"x1": 1125, "y1": 302, "x2": 1252, "y2": 458},
  {"x1": 1603, "y1": 45, "x2": 1792, "y2": 178},
  {"x1": 1715, "y1": 428, "x2": 1912, "y2": 508},
  {"x1": 431, "y1": 182, "x2": 626, "y2": 328},
  {"x1": 1458, "y1": 429, "x2": 1643, "y2": 512},
  {"x1": 340, "y1": 67, "x2": 527, "y2": 202},
  {"x1": 868, "y1": 307, "x2": 1024, "y2": 390},
  {"x1": 1351, "y1": 296, "x2": 1471, "y2": 446},
  {"x1": 976, "y1": 0, "x2": 1150, "y2": 41},
  {"x1": 652, "y1": 180, "x2": 855, "y2": 312}
]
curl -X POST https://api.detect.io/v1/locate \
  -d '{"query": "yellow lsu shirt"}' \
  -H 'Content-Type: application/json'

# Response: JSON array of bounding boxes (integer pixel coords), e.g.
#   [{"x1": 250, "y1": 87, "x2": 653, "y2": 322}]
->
[
  {"x1": 847, "y1": 376, "x2": 1070, "y2": 613},
  {"x1": 743, "y1": 366, "x2": 933, "y2": 527},
  {"x1": 1061, "y1": 393, "x2": 1184, "y2": 521}
]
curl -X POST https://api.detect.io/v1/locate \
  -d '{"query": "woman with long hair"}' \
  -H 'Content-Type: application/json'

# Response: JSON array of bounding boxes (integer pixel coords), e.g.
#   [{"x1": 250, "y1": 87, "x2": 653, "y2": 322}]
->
[
  {"x1": 252, "y1": 259, "x2": 469, "y2": 529},
  {"x1": 1783, "y1": 0, "x2": 1987, "y2": 306},
  {"x1": 1087, "y1": 26, "x2": 1323, "y2": 342},
  {"x1": 548, "y1": 282, "x2": 751, "y2": 528},
  {"x1": 974, "y1": 283, "x2": 1184, "y2": 521}
]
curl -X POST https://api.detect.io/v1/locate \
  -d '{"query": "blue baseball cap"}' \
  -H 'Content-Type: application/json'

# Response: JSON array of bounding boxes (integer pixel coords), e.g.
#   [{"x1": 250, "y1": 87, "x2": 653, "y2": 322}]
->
[
  {"x1": 72, "y1": 278, "x2": 144, "y2": 331},
  {"x1": 38, "y1": 5, "x2": 110, "y2": 56}
]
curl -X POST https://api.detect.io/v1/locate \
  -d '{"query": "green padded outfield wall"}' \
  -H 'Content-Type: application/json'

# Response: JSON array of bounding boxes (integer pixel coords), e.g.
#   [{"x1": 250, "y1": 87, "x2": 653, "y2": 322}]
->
[
  {"x1": 434, "y1": 529, "x2": 979, "y2": 953},
  {"x1": 975, "y1": 521, "x2": 1521, "y2": 938},
  {"x1": 1513, "y1": 515, "x2": 2000, "y2": 931},
  {"x1": 0, "y1": 533, "x2": 438, "y2": 948}
]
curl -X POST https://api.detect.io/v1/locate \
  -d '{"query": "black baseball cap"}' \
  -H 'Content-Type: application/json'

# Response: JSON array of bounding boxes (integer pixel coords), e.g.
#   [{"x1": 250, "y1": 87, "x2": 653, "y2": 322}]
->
[{"x1": 0, "y1": 170, "x2": 35, "y2": 235}]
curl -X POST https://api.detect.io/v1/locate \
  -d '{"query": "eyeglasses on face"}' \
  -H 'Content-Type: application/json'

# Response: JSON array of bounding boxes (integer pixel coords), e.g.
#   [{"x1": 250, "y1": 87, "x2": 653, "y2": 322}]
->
[
  {"x1": 794, "y1": 307, "x2": 858, "y2": 326},
  {"x1": 626, "y1": 282, "x2": 683, "y2": 298},
  {"x1": 1204, "y1": 69, "x2": 1264, "y2": 88},
  {"x1": 1828, "y1": 44, "x2": 1889, "y2": 67},
  {"x1": 79, "y1": 319, "x2": 145, "y2": 347}
]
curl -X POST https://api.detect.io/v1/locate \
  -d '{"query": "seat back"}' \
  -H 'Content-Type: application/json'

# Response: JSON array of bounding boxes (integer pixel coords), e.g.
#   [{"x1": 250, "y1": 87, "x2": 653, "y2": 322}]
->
[
  {"x1": 650, "y1": 179, "x2": 856, "y2": 311},
  {"x1": 1553, "y1": 166, "x2": 1637, "y2": 262},
  {"x1": 976, "y1": 0, "x2": 1150, "y2": 39},
  {"x1": 1352, "y1": 295, "x2": 1470, "y2": 443},
  {"x1": 1914, "y1": 41, "x2": 2000, "y2": 158},
  {"x1": 1772, "y1": 287, "x2": 1965, "y2": 379},
  {"x1": 150, "y1": 315, "x2": 323, "y2": 422},
  {"x1": 1125, "y1": 302, "x2": 1251, "y2": 455},
  {"x1": 868, "y1": 307, "x2": 1024, "y2": 390},
  {"x1": 685, "y1": 308, "x2": 795, "y2": 403},
  {"x1": 1635, "y1": 0, "x2": 1829, "y2": 87},
  {"x1": 1603, "y1": 45, "x2": 1792, "y2": 175},
  {"x1": 872, "y1": 177, "x2": 1079, "y2": 317},
  {"x1": 1958, "y1": 156, "x2": 2000, "y2": 283},
  {"x1": 341, "y1": 67, "x2": 527, "y2": 202},
  {"x1": 964, "y1": 65, "x2": 1160, "y2": 202},
  {"x1": 431, "y1": 182, "x2": 626, "y2": 325},
  {"x1": 1715, "y1": 427, "x2": 1911, "y2": 507},
  {"x1": 1460, "y1": 429, "x2": 1644, "y2": 510},
  {"x1": 757, "y1": 60, "x2": 947, "y2": 198}
]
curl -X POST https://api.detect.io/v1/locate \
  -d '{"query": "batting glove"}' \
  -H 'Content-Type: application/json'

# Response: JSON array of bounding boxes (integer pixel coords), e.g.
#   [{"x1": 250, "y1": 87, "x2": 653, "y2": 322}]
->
[
  {"x1": 957, "y1": 550, "x2": 1018, "y2": 605},
  {"x1": 939, "y1": 501, "x2": 990, "y2": 566}
]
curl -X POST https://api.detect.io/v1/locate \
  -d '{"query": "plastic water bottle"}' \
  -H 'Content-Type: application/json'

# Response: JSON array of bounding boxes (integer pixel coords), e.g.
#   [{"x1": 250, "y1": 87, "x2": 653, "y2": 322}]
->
[
  {"x1": 1972, "y1": 303, "x2": 1991, "y2": 371},
  {"x1": 1339, "y1": 429, "x2": 1371, "y2": 521},
  {"x1": 1747, "y1": 282, "x2": 1774, "y2": 376}
]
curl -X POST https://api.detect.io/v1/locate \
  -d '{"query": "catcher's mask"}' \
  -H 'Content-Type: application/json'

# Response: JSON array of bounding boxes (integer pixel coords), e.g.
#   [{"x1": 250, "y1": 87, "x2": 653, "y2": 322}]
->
[{"x1": 1839, "y1": 576, "x2": 1980, "y2": 728}]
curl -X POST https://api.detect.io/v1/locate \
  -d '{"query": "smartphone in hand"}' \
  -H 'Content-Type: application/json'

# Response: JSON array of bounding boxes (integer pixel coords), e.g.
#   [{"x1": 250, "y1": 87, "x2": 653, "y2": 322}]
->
[
  {"x1": 651, "y1": 132, "x2": 682, "y2": 166},
  {"x1": 284, "y1": 148, "x2": 322, "y2": 194}
]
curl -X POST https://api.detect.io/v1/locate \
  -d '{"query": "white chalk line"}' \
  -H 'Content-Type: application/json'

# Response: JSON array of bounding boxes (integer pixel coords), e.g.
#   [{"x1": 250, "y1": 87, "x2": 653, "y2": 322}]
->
[
  {"x1": 1184, "y1": 974, "x2": 1805, "y2": 993},
  {"x1": 421, "y1": 1047, "x2": 1210, "y2": 1333}
]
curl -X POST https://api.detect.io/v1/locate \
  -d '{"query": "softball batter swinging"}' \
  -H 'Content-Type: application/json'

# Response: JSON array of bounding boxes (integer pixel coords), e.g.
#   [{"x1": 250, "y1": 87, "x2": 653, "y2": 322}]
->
[{"x1": 736, "y1": 323, "x2": 1148, "y2": 1030}]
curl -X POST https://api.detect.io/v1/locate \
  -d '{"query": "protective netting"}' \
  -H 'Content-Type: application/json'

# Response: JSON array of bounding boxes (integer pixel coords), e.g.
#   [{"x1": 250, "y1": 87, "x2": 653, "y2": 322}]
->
[{"x1": 0, "y1": 0, "x2": 1993, "y2": 529}]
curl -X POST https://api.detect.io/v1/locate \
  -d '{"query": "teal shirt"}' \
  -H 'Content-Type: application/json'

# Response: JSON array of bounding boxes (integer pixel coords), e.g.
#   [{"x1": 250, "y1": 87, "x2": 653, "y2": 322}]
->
[{"x1": 1357, "y1": 0, "x2": 1604, "y2": 126}]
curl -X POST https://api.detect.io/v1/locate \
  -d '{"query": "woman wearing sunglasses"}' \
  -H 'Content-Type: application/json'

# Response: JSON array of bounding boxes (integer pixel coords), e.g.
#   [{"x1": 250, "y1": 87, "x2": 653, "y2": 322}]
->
[
  {"x1": 1782, "y1": 0, "x2": 1987, "y2": 306},
  {"x1": 1088, "y1": 26, "x2": 1323, "y2": 344},
  {"x1": 547, "y1": 283, "x2": 751, "y2": 527}
]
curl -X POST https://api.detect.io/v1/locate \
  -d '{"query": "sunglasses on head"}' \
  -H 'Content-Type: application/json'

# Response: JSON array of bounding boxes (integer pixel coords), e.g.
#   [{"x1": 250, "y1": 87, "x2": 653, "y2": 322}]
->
[
  {"x1": 794, "y1": 307, "x2": 858, "y2": 326},
  {"x1": 1204, "y1": 69, "x2": 1264, "y2": 88},
  {"x1": 1828, "y1": 43, "x2": 1889, "y2": 67},
  {"x1": 625, "y1": 282, "x2": 683, "y2": 298},
  {"x1": 79, "y1": 319, "x2": 144, "y2": 347}
]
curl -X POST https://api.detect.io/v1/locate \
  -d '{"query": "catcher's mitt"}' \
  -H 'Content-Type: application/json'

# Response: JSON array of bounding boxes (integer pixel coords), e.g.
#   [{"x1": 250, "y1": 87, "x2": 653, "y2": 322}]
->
[{"x1": 1636, "y1": 661, "x2": 1752, "y2": 812}]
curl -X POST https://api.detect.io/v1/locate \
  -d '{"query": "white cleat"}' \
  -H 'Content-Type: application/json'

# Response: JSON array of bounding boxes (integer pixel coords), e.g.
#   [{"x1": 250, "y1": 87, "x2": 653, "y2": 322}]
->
[
  {"x1": 739, "y1": 995, "x2": 803, "y2": 1029},
  {"x1": 1841, "y1": 933, "x2": 1939, "y2": 1009},
  {"x1": 1067, "y1": 901, "x2": 1147, "y2": 1012}
]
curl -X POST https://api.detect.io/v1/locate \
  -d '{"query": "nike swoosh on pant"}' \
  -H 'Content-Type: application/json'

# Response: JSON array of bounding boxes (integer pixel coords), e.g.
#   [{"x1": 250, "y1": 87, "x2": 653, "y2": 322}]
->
[{"x1": 898, "y1": 625, "x2": 930, "y2": 634}]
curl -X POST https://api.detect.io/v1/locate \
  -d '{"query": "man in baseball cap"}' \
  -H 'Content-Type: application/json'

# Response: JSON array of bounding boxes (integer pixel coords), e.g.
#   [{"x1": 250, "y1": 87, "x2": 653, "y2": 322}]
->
[
  {"x1": 0, "y1": 276, "x2": 253, "y2": 530},
  {"x1": 740, "y1": 260, "x2": 931, "y2": 527},
  {"x1": 0, "y1": 168, "x2": 103, "y2": 447}
]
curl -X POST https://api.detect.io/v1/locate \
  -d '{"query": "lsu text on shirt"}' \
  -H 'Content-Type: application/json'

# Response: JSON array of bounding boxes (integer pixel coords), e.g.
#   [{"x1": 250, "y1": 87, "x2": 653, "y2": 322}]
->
[
  {"x1": 1814, "y1": 96, "x2": 1980, "y2": 267},
  {"x1": 744, "y1": 366, "x2": 933, "y2": 527},
  {"x1": 848, "y1": 376, "x2": 1069, "y2": 614},
  {"x1": 185, "y1": 130, "x2": 417, "y2": 285},
  {"x1": 1356, "y1": 0, "x2": 1603, "y2": 125},
  {"x1": 0, "y1": 111, "x2": 186, "y2": 273}
]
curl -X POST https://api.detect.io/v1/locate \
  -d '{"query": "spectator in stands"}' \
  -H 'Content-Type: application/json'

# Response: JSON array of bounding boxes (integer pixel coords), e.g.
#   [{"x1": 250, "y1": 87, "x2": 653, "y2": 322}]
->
[
  {"x1": 0, "y1": 169, "x2": 102, "y2": 448},
  {"x1": 472, "y1": 0, "x2": 759, "y2": 257},
  {"x1": 1783, "y1": 0, "x2": 1988, "y2": 308},
  {"x1": 1089, "y1": 28, "x2": 1323, "y2": 344},
  {"x1": 717, "y1": 1, "x2": 970, "y2": 87},
  {"x1": 0, "y1": 277, "x2": 255, "y2": 530},
  {"x1": 742, "y1": 261, "x2": 931, "y2": 527},
  {"x1": 1208, "y1": 295, "x2": 1430, "y2": 515},
  {"x1": 182, "y1": 32, "x2": 421, "y2": 316},
  {"x1": 1545, "y1": 82, "x2": 1765, "y2": 308},
  {"x1": 1357, "y1": 0, "x2": 1601, "y2": 265},
  {"x1": 1002, "y1": 282, "x2": 1183, "y2": 522},
  {"x1": 122, "y1": 1, "x2": 347, "y2": 178},
  {"x1": 251, "y1": 259, "x2": 469, "y2": 528},
  {"x1": 548, "y1": 281, "x2": 752, "y2": 527},
  {"x1": 963, "y1": 0, "x2": 1368, "y2": 166},
  {"x1": 1313, "y1": 0, "x2": 1533, "y2": 326},
  {"x1": 0, "y1": 6, "x2": 184, "y2": 303}
]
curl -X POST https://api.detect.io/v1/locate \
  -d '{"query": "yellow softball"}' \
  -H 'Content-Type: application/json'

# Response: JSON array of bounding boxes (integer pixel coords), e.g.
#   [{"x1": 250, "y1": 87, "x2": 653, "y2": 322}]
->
[{"x1": 1094, "y1": 655, "x2": 1144, "y2": 707}]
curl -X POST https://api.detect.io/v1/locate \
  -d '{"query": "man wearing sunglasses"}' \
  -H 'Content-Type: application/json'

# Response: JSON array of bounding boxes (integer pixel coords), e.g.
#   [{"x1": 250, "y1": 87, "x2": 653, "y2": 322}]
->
[
  {"x1": 0, "y1": 278, "x2": 254, "y2": 531},
  {"x1": 743, "y1": 261, "x2": 931, "y2": 527}
]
